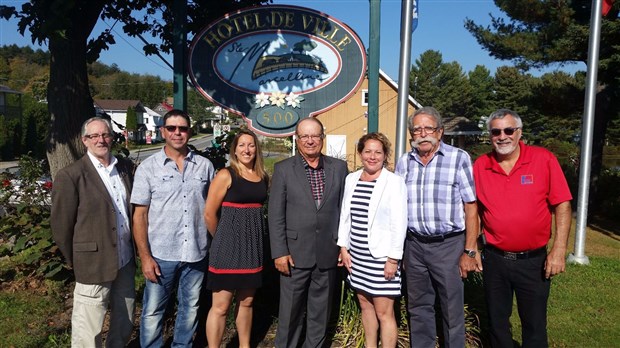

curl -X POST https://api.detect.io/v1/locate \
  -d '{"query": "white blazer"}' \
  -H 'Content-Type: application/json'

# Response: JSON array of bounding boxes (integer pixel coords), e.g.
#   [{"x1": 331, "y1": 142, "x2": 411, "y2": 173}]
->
[{"x1": 337, "y1": 167, "x2": 408, "y2": 260}]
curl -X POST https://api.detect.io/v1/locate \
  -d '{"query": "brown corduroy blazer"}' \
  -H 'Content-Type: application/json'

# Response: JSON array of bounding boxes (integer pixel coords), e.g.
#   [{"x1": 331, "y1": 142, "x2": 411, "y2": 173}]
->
[{"x1": 51, "y1": 155, "x2": 134, "y2": 284}]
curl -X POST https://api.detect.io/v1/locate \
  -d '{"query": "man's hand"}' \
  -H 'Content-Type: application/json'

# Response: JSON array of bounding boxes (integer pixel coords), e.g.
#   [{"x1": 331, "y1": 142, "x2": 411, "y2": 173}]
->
[
  {"x1": 459, "y1": 253, "x2": 482, "y2": 278},
  {"x1": 141, "y1": 255, "x2": 161, "y2": 283},
  {"x1": 274, "y1": 255, "x2": 295, "y2": 276},
  {"x1": 544, "y1": 248, "x2": 566, "y2": 279}
]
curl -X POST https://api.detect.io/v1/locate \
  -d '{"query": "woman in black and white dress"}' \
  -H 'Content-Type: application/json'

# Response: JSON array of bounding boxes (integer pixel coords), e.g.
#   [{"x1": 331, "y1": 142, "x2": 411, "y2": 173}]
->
[
  {"x1": 337, "y1": 132, "x2": 408, "y2": 347},
  {"x1": 203, "y1": 129, "x2": 269, "y2": 348}
]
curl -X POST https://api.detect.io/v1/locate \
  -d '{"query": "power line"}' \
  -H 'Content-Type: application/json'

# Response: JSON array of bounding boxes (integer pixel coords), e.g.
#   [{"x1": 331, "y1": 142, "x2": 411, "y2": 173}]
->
[{"x1": 100, "y1": 19, "x2": 172, "y2": 73}]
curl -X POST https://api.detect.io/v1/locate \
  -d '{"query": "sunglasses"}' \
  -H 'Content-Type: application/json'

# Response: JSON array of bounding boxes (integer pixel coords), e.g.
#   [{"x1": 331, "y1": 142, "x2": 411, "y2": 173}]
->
[
  {"x1": 490, "y1": 127, "x2": 520, "y2": 137},
  {"x1": 164, "y1": 125, "x2": 190, "y2": 133}
]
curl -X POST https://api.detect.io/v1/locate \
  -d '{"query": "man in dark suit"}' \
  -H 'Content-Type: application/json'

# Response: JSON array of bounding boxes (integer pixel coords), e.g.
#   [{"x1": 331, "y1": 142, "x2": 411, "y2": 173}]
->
[
  {"x1": 51, "y1": 117, "x2": 135, "y2": 347},
  {"x1": 269, "y1": 117, "x2": 348, "y2": 348}
]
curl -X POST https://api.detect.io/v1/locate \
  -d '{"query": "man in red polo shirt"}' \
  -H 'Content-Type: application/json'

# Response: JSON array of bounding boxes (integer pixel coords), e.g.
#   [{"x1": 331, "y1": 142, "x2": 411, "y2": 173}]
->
[{"x1": 474, "y1": 109, "x2": 572, "y2": 347}]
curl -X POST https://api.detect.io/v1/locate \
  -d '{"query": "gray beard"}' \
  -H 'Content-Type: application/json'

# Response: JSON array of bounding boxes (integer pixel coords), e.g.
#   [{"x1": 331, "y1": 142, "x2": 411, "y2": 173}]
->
[{"x1": 494, "y1": 142, "x2": 517, "y2": 155}]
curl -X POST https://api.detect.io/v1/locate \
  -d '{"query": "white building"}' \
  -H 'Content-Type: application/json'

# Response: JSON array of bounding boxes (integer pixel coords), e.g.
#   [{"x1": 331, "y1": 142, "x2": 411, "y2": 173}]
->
[{"x1": 94, "y1": 99, "x2": 150, "y2": 142}]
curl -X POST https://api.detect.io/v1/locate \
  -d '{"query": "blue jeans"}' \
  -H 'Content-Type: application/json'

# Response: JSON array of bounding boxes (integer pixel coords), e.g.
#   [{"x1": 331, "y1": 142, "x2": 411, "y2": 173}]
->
[{"x1": 140, "y1": 257, "x2": 207, "y2": 348}]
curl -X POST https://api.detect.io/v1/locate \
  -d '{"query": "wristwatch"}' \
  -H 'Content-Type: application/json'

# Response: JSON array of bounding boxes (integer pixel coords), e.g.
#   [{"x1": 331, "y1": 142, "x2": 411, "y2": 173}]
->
[{"x1": 464, "y1": 249, "x2": 477, "y2": 258}]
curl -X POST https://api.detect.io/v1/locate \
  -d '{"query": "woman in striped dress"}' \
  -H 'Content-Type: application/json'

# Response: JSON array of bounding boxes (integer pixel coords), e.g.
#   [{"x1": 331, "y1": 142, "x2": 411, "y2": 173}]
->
[{"x1": 337, "y1": 132, "x2": 408, "y2": 347}]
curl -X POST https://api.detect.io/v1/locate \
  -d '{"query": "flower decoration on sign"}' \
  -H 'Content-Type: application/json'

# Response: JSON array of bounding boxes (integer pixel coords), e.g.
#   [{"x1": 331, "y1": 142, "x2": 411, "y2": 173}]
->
[
  {"x1": 285, "y1": 92, "x2": 304, "y2": 108},
  {"x1": 269, "y1": 91, "x2": 287, "y2": 108},
  {"x1": 254, "y1": 92, "x2": 305, "y2": 110},
  {"x1": 255, "y1": 92, "x2": 270, "y2": 108}
]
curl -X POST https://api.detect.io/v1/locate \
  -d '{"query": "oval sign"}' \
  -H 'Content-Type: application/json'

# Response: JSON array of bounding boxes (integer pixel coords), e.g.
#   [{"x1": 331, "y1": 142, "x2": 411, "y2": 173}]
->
[
  {"x1": 188, "y1": 5, "x2": 366, "y2": 136},
  {"x1": 255, "y1": 105, "x2": 301, "y2": 130}
]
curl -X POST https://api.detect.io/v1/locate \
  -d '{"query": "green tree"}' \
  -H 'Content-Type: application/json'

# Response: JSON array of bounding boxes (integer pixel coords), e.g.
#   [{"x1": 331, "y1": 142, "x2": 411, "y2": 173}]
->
[
  {"x1": 0, "y1": 0, "x2": 270, "y2": 177},
  {"x1": 125, "y1": 106, "x2": 137, "y2": 142},
  {"x1": 21, "y1": 94, "x2": 49, "y2": 159},
  {"x1": 410, "y1": 50, "x2": 472, "y2": 118},
  {"x1": 465, "y1": 0, "x2": 620, "y2": 211},
  {"x1": 527, "y1": 71, "x2": 584, "y2": 144},
  {"x1": 492, "y1": 66, "x2": 538, "y2": 120},
  {"x1": 0, "y1": 116, "x2": 21, "y2": 160},
  {"x1": 27, "y1": 73, "x2": 48, "y2": 102},
  {"x1": 7, "y1": 56, "x2": 45, "y2": 91},
  {"x1": 468, "y1": 65, "x2": 496, "y2": 119},
  {"x1": 187, "y1": 88, "x2": 214, "y2": 132},
  {"x1": 410, "y1": 50, "x2": 443, "y2": 108},
  {"x1": 0, "y1": 56, "x2": 9, "y2": 82}
]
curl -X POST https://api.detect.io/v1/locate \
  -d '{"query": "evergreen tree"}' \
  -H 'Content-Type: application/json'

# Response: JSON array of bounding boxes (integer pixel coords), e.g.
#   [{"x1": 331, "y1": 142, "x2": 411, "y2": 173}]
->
[
  {"x1": 468, "y1": 65, "x2": 496, "y2": 119},
  {"x1": 410, "y1": 50, "x2": 472, "y2": 118},
  {"x1": 125, "y1": 107, "x2": 137, "y2": 142},
  {"x1": 493, "y1": 66, "x2": 538, "y2": 120},
  {"x1": 465, "y1": 0, "x2": 620, "y2": 211}
]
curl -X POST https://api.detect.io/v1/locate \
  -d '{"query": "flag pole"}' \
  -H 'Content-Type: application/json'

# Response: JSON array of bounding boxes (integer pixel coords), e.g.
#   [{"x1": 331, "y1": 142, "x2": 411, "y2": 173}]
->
[
  {"x1": 395, "y1": 0, "x2": 415, "y2": 158},
  {"x1": 568, "y1": 0, "x2": 605, "y2": 265},
  {"x1": 368, "y1": 0, "x2": 381, "y2": 133}
]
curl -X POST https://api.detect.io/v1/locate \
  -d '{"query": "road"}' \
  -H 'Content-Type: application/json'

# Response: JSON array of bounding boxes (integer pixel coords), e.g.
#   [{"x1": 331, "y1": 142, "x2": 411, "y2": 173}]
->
[
  {"x1": 128, "y1": 134, "x2": 214, "y2": 162},
  {"x1": 0, "y1": 134, "x2": 215, "y2": 173}
]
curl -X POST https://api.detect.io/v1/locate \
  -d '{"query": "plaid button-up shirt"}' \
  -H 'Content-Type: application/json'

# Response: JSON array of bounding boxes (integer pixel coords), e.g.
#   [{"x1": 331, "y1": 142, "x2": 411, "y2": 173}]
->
[
  {"x1": 395, "y1": 142, "x2": 476, "y2": 236},
  {"x1": 301, "y1": 156, "x2": 326, "y2": 207}
]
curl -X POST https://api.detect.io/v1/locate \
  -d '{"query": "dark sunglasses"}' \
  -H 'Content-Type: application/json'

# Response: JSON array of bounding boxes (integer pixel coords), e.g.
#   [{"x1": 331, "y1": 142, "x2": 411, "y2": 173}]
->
[
  {"x1": 490, "y1": 127, "x2": 520, "y2": 137},
  {"x1": 164, "y1": 125, "x2": 190, "y2": 133}
]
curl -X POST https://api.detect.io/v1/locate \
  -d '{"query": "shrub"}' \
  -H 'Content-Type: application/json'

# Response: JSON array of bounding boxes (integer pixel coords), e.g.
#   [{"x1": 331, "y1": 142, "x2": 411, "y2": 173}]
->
[
  {"x1": 334, "y1": 280, "x2": 481, "y2": 347},
  {"x1": 0, "y1": 154, "x2": 69, "y2": 281},
  {"x1": 192, "y1": 129, "x2": 237, "y2": 170}
]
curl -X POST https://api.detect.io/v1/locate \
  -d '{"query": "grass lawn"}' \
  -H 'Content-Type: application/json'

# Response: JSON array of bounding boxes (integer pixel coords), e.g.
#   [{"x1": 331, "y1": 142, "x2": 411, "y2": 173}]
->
[
  {"x1": 0, "y1": 280, "x2": 69, "y2": 347},
  {"x1": 507, "y1": 222, "x2": 620, "y2": 347},
  {"x1": 0, "y1": 218, "x2": 618, "y2": 347}
]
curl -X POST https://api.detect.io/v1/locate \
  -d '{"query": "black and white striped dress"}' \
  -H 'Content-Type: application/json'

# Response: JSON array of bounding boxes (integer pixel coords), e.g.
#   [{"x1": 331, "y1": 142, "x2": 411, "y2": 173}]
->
[{"x1": 347, "y1": 180, "x2": 401, "y2": 296}]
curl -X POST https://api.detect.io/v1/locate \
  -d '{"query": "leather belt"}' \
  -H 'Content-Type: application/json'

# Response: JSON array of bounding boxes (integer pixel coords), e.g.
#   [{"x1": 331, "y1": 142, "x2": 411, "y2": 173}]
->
[
  {"x1": 485, "y1": 244, "x2": 547, "y2": 260},
  {"x1": 407, "y1": 229, "x2": 464, "y2": 243}
]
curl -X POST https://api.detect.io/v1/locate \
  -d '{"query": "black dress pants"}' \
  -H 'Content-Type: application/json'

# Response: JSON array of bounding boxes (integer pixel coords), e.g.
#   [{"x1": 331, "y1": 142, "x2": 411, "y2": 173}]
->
[{"x1": 482, "y1": 248, "x2": 551, "y2": 348}]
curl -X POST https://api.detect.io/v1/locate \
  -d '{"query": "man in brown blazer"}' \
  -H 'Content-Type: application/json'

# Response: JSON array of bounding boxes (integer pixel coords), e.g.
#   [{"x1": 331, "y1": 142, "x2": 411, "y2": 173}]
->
[{"x1": 51, "y1": 117, "x2": 136, "y2": 347}]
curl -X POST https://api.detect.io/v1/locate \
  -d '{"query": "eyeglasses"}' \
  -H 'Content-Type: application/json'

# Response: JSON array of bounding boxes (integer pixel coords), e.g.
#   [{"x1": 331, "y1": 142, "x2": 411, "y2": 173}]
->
[
  {"x1": 164, "y1": 125, "x2": 190, "y2": 133},
  {"x1": 411, "y1": 126, "x2": 440, "y2": 135},
  {"x1": 490, "y1": 127, "x2": 520, "y2": 137},
  {"x1": 297, "y1": 134, "x2": 324, "y2": 142},
  {"x1": 84, "y1": 133, "x2": 113, "y2": 140}
]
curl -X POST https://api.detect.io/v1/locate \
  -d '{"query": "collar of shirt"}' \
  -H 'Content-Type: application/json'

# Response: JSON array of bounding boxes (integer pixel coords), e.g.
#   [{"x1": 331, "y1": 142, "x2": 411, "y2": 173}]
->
[
  {"x1": 409, "y1": 141, "x2": 446, "y2": 164},
  {"x1": 155, "y1": 147, "x2": 197, "y2": 166},
  {"x1": 485, "y1": 140, "x2": 531, "y2": 173},
  {"x1": 86, "y1": 151, "x2": 117, "y2": 172},
  {"x1": 300, "y1": 154, "x2": 324, "y2": 170}
]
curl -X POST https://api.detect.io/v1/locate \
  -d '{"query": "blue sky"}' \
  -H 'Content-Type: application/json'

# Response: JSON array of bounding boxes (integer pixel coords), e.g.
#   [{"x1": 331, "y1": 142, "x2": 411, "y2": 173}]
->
[{"x1": 0, "y1": 0, "x2": 583, "y2": 82}]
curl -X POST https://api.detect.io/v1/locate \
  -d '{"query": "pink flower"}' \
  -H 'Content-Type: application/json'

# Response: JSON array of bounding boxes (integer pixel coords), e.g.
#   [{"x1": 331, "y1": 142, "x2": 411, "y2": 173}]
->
[
  {"x1": 42, "y1": 181, "x2": 53, "y2": 190},
  {"x1": 2, "y1": 179, "x2": 10, "y2": 188}
]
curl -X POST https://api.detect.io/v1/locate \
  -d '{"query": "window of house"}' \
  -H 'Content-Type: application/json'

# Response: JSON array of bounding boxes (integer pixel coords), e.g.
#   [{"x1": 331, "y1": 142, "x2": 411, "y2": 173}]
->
[{"x1": 361, "y1": 89, "x2": 369, "y2": 106}]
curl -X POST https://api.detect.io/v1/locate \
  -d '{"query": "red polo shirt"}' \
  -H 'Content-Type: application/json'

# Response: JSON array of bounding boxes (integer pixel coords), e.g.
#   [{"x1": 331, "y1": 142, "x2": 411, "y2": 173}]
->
[{"x1": 473, "y1": 141, "x2": 572, "y2": 252}]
